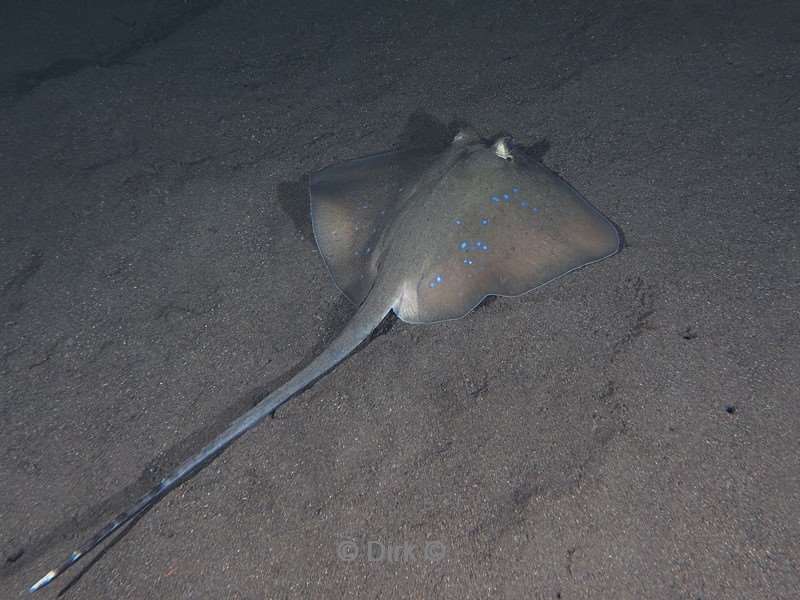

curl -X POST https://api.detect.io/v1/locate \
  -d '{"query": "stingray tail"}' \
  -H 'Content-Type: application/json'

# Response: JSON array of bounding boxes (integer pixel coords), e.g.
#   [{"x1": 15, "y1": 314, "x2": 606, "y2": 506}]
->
[{"x1": 29, "y1": 294, "x2": 390, "y2": 593}]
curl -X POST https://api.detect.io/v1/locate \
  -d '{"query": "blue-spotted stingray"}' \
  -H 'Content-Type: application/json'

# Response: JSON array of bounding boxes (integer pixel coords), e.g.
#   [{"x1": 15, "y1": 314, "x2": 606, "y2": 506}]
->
[{"x1": 30, "y1": 128, "x2": 620, "y2": 591}]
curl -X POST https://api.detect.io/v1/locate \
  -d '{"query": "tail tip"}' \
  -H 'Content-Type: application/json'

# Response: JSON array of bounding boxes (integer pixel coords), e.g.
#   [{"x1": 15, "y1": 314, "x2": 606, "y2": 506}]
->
[{"x1": 29, "y1": 570, "x2": 56, "y2": 593}]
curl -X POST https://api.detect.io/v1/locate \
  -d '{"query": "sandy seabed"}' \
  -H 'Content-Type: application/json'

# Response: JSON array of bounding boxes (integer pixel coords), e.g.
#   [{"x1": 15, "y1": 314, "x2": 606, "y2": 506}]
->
[{"x1": 1, "y1": 1, "x2": 798, "y2": 598}]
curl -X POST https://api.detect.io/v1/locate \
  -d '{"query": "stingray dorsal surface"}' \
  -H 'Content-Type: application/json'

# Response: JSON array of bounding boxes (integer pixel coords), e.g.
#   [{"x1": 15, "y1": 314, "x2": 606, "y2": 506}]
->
[{"x1": 310, "y1": 131, "x2": 620, "y2": 324}]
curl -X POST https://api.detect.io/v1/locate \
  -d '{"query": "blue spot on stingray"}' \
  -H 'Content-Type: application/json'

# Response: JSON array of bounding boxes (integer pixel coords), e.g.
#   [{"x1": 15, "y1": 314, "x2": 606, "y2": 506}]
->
[
  {"x1": 476, "y1": 240, "x2": 489, "y2": 252},
  {"x1": 480, "y1": 217, "x2": 489, "y2": 226},
  {"x1": 429, "y1": 274, "x2": 444, "y2": 288},
  {"x1": 463, "y1": 258, "x2": 474, "y2": 266},
  {"x1": 512, "y1": 187, "x2": 520, "y2": 193},
  {"x1": 459, "y1": 240, "x2": 470, "y2": 251},
  {"x1": 503, "y1": 193, "x2": 510, "y2": 201},
  {"x1": 491, "y1": 196, "x2": 500, "y2": 204},
  {"x1": 532, "y1": 207, "x2": 540, "y2": 213},
  {"x1": 520, "y1": 201, "x2": 529, "y2": 208},
  {"x1": 454, "y1": 218, "x2": 463, "y2": 225}
]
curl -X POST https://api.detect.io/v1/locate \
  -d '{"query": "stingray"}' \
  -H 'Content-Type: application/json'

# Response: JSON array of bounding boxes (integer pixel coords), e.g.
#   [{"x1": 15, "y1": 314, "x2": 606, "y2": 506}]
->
[{"x1": 30, "y1": 128, "x2": 620, "y2": 592}]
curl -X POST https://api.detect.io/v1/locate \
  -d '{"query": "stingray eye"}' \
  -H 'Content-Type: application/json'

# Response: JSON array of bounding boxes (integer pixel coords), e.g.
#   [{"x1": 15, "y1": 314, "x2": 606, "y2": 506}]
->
[
  {"x1": 453, "y1": 127, "x2": 480, "y2": 145},
  {"x1": 492, "y1": 137, "x2": 514, "y2": 160}
]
